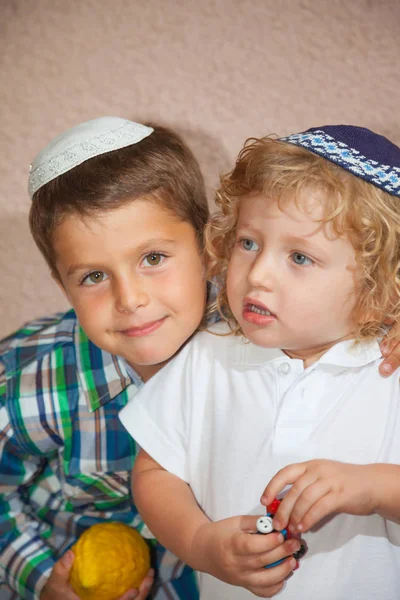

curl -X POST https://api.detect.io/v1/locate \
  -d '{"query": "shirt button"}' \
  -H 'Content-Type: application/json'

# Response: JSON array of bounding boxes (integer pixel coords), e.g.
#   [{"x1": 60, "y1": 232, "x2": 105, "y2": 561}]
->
[{"x1": 279, "y1": 362, "x2": 291, "y2": 375}]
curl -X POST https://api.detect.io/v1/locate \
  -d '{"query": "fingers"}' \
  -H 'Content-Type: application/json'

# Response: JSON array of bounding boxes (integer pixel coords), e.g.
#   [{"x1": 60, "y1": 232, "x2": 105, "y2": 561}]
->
[
  {"x1": 50, "y1": 551, "x2": 75, "y2": 581},
  {"x1": 261, "y1": 463, "x2": 306, "y2": 511},
  {"x1": 118, "y1": 590, "x2": 141, "y2": 600},
  {"x1": 263, "y1": 460, "x2": 349, "y2": 533},
  {"x1": 248, "y1": 582, "x2": 285, "y2": 599},
  {"x1": 274, "y1": 475, "x2": 329, "y2": 531},
  {"x1": 282, "y1": 481, "x2": 331, "y2": 532},
  {"x1": 261, "y1": 461, "x2": 337, "y2": 531},
  {"x1": 199, "y1": 514, "x2": 300, "y2": 595},
  {"x1": 234, "y1": 523, "x2": 284, "y2": 557},
  {"x1": 40, "y1": 552, "x2": 79, "y2": 600},
  {"x1": 136, "y1": 569, "x2": 155, "y2": 600},
  {"x1": 232, "y1": 520, "x2": 301, "y2": 571},
  {"x1": 291, "y1": 493, "x2": 335, "y2": 533},
  {"x1": 117, "y1": 592, "x2": 138, "y2": 600},
  {"x1": 379, "y1": 338, "x2": 400, "y2": 376},
  {"x1": 118, "y1": 569, "x2": 154, "y2": 600},
  {"x1": 252, "y1": 538, "x2": 302, "y2": 570},
  {"x1": 41, "y1": 586, "x2": 79, "y2": 600},
  {"x1": 239, "y1": 514, "x2": 273, "y2": 533},
  {"x1": 245, "y1": 555, "x2": 298, "y2": 597}
]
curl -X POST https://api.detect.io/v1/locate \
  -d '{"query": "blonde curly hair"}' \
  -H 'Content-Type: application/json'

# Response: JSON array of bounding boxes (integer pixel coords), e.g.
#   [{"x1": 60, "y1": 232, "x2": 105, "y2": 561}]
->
[{"x1": 205, "y1": 136, "x2": 400, "y2": 342}]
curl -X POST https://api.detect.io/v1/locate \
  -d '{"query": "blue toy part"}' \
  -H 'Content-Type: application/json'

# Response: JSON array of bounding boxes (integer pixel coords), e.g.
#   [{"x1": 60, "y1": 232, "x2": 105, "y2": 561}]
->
[
  {"x1": 264, "y1": 527, "x2": 289, "y2": 569},
  {"x1": 256, "y1": 505, "x2": 306, "y2": 569}
]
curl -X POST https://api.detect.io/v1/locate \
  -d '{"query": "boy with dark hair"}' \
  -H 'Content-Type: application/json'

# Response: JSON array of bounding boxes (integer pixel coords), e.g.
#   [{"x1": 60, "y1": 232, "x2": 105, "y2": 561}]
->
[{"x1": 0, "y1": 117, "x2": 209, "y2": 600}]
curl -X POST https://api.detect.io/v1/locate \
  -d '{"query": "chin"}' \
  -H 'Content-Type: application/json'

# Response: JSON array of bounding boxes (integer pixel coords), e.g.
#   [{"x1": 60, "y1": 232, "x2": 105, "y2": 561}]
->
[
  {"x1": 135, "y1": 349, "x2": 171, "y2": 367},
  {"x1": 245, "y1": 332, "x2": 279, "y2": 348}
]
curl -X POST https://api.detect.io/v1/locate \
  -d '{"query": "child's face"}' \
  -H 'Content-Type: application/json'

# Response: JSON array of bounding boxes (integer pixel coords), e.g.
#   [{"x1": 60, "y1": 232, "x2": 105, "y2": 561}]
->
[
  {"x1": 227, "y1": 191, "x2": 359, "y2": 365},
  {"x1": 53, "y1": 199, "x2": 206, "y2": 380}
]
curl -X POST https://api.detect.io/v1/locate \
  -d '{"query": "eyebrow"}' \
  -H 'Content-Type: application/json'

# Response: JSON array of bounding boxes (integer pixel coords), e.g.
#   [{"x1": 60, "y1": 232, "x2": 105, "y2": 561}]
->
[
  {"x1": 281, "y1": 233, "x2": 321, "y2": 247},
  {"x1": 280, "y1": 233, "x2": 331, "y2": 259},
  {"x1": 237, "y1": 224, "x2": 322, "y2": 245},
  {"x1": 134, "y1": 238, "x2": 179, "y2": 254},
  {"x1": 66, "y1": 238, "x2": 179, "y2": 277}
]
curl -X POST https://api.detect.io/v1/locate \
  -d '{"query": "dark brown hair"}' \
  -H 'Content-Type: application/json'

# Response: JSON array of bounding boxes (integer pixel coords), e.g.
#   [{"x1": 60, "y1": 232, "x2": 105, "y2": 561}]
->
[{"x1": 29, "y1": 125, "x2": 209, "y2": 276}]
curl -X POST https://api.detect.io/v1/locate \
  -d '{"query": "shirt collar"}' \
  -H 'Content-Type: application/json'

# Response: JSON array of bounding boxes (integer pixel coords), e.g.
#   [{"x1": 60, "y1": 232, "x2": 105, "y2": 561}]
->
[
  {"x1": 317, "y1": 338, "x2": 382, "y2": 367},
  {"x1": 232, "y1": 334, "x2": 382, "y2": 369},
  {"x1": 74, "y1": 320, "x2": 141, "y2": 412},
  {"x1": 232, "y1": 336, "x2": 287, "y2": 367}
]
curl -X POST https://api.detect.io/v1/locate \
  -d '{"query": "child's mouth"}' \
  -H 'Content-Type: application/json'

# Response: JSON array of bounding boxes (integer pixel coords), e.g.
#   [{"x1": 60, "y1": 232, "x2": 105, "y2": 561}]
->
[
  {"x1": 244, "y1": 298, "x2": 275, "y2": 316},
  {"x1": 243, "y1": 299, "x2": 276, "y2": 325},
  {"x1": 120, "y1": 316, "x2": 167, "y2": 337},
  {"x1": 248, "y1": 304, "x2": 272, "y2": 316}
]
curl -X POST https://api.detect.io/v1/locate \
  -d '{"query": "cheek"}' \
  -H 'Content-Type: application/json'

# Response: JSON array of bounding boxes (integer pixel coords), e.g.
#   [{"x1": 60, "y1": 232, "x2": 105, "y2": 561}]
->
[
  {"x1": 71, "y1": 292, "x2": 111, "y2": 330},
  {"x1": 323, "y1": 275, "x2": 357, "y2": 310},
  {"x1": 294, "y1": 280, "x2": 356, "y2": 328},
  {"x1": 227, "y1": 258, "x2": 245, "y2": 300},
  {"x1": 157, "y1": 263, "x2": 206, "y2": 315},
  {"x1": 226, "y1": 254, "x2": 238, "y2": 287},
  {"x1": 226, "y1": 270, "x2": 236, "y2": 306}
]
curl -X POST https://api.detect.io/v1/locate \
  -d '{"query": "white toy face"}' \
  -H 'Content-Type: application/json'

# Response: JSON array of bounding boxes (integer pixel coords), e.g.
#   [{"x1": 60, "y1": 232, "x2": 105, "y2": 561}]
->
[{"x1": 256, "y1": 515, "x2": 274, "y2": 534}]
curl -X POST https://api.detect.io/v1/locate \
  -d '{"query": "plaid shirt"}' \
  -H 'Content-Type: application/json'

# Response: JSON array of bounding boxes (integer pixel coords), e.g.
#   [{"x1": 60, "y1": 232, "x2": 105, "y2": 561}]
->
[{"x1": 0, "y1": 310, "x2": 198, "y2": 600}]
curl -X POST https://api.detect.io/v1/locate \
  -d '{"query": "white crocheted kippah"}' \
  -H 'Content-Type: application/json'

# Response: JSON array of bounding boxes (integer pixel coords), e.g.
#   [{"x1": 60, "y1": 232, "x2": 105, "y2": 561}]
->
[{"x1": 28, "y1": 116, "x2": 154, "y2": 199}]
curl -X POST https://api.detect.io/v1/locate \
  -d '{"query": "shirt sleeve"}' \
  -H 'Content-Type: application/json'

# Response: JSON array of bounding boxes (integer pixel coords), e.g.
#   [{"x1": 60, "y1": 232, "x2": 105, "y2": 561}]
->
[
  {"x1": 119, "y1": 341, "x2": 196, "y2": 483},
  {"x1": 0, "y1": 406, "x2": 56, "y2": 600}
]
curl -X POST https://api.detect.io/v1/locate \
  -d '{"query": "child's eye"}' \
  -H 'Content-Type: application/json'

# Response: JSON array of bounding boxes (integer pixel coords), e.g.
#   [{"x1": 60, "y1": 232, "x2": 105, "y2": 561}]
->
[
  {"x1": 240, "y1": 239, "x2": 259, "y2": 252},
  {"x1": 142, "y1": 253, "x2": 166, "y2": 267},
  {"x1": 290, "y1": 252, "x2": 314, "y2": 266},
  {"x1": 81, "y1": 271, "x2": 108, "y2": 285}
]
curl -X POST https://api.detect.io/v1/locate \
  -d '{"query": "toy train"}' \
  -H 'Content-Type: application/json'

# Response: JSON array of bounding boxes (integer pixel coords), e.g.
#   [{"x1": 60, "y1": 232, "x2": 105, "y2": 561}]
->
[{"x1": 256, "y1": 498, "x2": 307, "y2": 568}]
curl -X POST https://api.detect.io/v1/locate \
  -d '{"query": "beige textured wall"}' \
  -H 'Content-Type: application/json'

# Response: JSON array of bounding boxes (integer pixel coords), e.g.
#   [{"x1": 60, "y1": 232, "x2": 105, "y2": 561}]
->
[{"x1": 1, "y1": 0, "x2": 399, "y2": 339}]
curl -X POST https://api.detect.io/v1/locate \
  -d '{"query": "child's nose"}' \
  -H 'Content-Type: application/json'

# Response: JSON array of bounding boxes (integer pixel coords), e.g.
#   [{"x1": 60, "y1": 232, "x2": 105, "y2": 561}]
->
[
  {"x1": 247, "y1": 255, "x2": 276, "y2": 289},
  {"x1": 115, "y1": 277, "x2": 149, "y2": 314}
]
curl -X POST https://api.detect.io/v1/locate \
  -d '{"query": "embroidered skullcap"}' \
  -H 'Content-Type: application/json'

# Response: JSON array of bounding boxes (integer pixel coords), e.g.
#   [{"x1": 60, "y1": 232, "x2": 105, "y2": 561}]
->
[
  {"x1": 280, "y1": 125, "x2": 400, "y2": 197},
  {"x1": 28, "y1": 116, "x2": 154, "y2": 199}
]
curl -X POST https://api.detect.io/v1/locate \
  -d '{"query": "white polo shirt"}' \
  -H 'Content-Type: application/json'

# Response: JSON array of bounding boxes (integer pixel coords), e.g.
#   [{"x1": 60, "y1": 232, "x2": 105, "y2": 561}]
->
[{"x1": 120, "y1": 323, "x2": 400, "y2": 600}]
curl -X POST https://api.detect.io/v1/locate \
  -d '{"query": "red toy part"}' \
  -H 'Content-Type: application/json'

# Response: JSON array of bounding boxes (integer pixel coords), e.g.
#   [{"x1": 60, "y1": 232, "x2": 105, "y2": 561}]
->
[
  {"x1": 267, "y1": 497, "x2": 293, "y2": 540},
  {"x1": 260, "y1": 496, "x2": 308, "y2": 566},
  {"x1": 266, "y1": 498, "x2": 281, "y2": 516}
]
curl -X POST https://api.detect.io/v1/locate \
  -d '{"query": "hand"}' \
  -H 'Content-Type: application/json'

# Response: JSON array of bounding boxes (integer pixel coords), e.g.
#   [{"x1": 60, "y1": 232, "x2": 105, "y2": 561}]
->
[
  {"x1": 261, "y1": 460, "x2": 378, "y2": 534},
  {"x1": 128, "y1": 569, "x2": 154, "y2": 600},
  {"x1": 192, "y1": 515, "x2": 299, "y2": 598},
  {"x1": 379, "y1": 327, "x2": 400, "y2": 376},
  {"x1": 40, "y1": 551, "x2": 154, "y2": 600},
  {"x1": 40, "y1": 551, "x2": 79, "y2": 600}
]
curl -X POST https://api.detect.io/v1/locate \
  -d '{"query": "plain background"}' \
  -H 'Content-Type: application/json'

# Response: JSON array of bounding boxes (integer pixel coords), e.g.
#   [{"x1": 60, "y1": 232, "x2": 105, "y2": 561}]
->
[{"x1": 1, "y1": 0, "x2": 399, "y2": 339}]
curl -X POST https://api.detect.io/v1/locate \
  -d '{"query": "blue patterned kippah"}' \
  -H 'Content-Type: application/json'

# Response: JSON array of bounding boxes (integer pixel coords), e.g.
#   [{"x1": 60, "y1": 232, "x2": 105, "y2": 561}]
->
[{"x1": 280, "y1": 125, "x2": 400, "y2": 197}]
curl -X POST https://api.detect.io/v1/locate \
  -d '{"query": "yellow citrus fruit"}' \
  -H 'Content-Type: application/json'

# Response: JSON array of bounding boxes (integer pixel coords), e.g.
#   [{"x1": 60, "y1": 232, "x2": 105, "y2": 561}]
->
[{"x1": 69, "y1": 522, "x2": 150, "y2": 600}]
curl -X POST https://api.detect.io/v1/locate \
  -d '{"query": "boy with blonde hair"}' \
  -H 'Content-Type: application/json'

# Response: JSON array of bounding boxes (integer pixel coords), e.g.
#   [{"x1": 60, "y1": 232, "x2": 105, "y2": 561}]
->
[{"x1": 121, "y1": 125, "x2": 400, "y2": 599}]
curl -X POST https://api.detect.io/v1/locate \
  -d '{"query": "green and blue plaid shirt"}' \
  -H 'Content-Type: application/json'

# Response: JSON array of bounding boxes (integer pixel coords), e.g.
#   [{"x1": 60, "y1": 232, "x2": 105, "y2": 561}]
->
[{"x1": 0, "y1": 310, "x2": 198, "y2": 600}]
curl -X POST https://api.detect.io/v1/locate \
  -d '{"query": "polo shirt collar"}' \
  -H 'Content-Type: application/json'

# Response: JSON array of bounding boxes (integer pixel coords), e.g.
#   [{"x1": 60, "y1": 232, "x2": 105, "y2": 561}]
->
[
  {"x1": 233, "y1": 337, "x2": 286, "y2": 366},
  {"x1": 233, "y1": 336, "x2": 382, "y2": 369},
  {"x1": 74, "y1": 320, "x2": 140, "y2": 412},
  {"x1": 317, "y1": 338, "x2": 382, "y2": 367}
]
